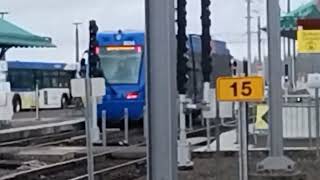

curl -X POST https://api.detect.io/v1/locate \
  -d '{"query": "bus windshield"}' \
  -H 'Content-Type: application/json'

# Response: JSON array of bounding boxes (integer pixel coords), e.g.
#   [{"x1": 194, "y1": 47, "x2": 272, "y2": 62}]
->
[{"x1": 99, "y1": 46, "x2": 142, "y2": 84}]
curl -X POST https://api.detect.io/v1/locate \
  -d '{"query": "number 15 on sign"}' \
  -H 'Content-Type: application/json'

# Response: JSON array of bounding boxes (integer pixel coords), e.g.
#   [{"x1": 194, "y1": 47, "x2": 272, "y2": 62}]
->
[{"x1": 216, "y1": 76, "x2": 264, "y2": 102}]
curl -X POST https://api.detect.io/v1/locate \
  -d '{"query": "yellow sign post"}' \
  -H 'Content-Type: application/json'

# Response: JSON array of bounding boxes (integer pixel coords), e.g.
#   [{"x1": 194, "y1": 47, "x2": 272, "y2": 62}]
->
[
  {"x1": 297, "y1": 29, "x2": 320, "y2": 53},
  {"x1": 216, "y1": 76, "x2": 264, "y2": 101}
]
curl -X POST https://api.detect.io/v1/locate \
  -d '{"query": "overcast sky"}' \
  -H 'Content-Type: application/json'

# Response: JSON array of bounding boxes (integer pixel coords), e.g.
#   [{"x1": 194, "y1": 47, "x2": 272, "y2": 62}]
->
[{"x1": 1, "y1": 0, "x2": 309, "y2": 63}]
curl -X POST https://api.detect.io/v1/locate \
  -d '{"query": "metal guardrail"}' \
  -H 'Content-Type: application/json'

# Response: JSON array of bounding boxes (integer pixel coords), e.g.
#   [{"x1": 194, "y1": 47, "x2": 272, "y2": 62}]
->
[
  {"x1": 251, "y1": 95, "x2": 320, "y2": 150},
  {"x1": 282, "y1": 102, "x2": 314, "y2": 139}
]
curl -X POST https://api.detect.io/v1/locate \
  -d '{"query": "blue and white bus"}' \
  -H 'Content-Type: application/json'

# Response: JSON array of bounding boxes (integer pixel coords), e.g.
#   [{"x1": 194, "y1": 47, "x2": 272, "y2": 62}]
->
[
  {"x1": 96, "y1": 30, "x2": 145, "y2": 122},
  {"x1": 6, "y1": 61, "x2": 77, "y2": 112}
]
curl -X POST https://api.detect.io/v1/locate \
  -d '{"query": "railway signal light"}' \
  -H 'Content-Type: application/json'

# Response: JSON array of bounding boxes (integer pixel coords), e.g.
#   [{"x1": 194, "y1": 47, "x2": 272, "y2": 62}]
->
[
  {"x1": 79, "y1": 58, "x2": 86, "y2": 78},
  {"x1": 201, "y1": 0, "x2": 212, "y2": 82},
  {"x1": 88, "y1": 20, "x2": 100, "y2": 77},
  {"x1": 176, "y1": 0, "x2": 189, "y2": 94},
  {"x1": 229, "y1": 60, "x2": 237, "y2": 76}
]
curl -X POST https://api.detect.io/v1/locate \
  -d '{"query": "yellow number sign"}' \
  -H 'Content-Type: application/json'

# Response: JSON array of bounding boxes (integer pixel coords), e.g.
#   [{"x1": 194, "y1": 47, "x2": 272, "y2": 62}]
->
[
  {"x1": 297, "y1": 30, "x2": 320, "y2": 53},
  {"x1": 216, "y1": 76, "x2": 264, "y2": 102}
]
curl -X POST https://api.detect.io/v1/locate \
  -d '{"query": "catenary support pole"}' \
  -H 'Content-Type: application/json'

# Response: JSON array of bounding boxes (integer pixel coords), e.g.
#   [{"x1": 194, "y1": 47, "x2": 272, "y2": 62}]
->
[
  {"x1": 145, "y1": 0, "x2": 178, "y2": 178},
  {"x1": 257, "y1": 0, "x2": 295, "y2": 172},
  {"x1": 246, "y1": 0, "x2": 252, "y2": 74},
  {"x1": 257, "y1": 16, "x2": 262, "y2": 63}
]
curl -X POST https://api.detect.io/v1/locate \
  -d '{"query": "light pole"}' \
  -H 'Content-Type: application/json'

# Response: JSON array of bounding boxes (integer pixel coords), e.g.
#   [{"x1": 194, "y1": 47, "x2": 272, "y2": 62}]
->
[
  {"x1": 246, "y1": 0, "x2": 252, "y2": 75},
  {"x1": 287, "y1": 0, "x2": 291, "y2": 57},
  {"x1": 73, "y1": 22, "x2": 82, "y2": 63},
  {"x1": 257, "y1": 16, "x2": 262, "y2": 63}
]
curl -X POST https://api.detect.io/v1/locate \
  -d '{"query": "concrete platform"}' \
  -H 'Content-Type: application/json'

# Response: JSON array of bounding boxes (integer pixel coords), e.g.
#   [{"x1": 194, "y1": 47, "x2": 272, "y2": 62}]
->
[
  {"x1": 110, "y1": 146, "x2": 146, "y2": 159},
  {"x1": 0, "y1": 118, "x2": 84, "y2": 142},
  {"x1": 17, "y1": 147, "x2": 76, "y2": 163},
  {"x1": 13, "y1": 146, "x2": 146, "y2": 163}
]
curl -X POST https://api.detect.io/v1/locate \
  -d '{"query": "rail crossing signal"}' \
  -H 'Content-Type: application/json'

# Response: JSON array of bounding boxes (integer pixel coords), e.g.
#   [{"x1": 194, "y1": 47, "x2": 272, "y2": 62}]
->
[
  {"x1": 177, "y1": 0, "x2": 189, "y2": 94},
  {"x1": 88, "y1": 20, "x2": 100, "y2": 77},
  {"x1": 201, "y1": 0, "x2": 212, "y2": 82}
]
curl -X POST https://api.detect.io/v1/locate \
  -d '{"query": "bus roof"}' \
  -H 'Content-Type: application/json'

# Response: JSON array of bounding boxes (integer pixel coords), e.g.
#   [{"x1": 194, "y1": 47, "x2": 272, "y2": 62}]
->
[
  {"x1": 7, "y1": 61, "x2": 76, "y2": 71},
  {"x1": 97, "y1": 30, "x2": 144, "y2": 46}
]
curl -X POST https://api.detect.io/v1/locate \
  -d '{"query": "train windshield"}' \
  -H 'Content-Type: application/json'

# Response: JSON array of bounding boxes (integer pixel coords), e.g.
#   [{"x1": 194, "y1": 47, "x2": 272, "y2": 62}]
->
[{"x1": 99, "y1": 46, "x2": 142, "y2": 84}]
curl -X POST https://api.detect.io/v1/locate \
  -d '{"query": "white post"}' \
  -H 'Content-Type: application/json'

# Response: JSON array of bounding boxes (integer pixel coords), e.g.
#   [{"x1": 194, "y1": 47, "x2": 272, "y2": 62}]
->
[
  {"x1": 239, "y1": 102, "x2": 248, "y2": 180},
  {"x1": 91, "y1": 97, "x2": 101, "y2": 144},
  {"x1": 102, "y1": 110, "x2": 107, "y2": 147},
  {"x1": 315, "y1": 88, "x2": 320, "y2": 157},
  {"x1": 35, "y1": 81, "x2": 40, "y2": 120},
  {"x1": 206, "y1": 118, "x2": 211, "y2": 151},
  {"x1": 124, "y1": 108, "x2": 129, "y2": 144},
  {"x1": 203, "y1": 82, "x2": 210, "y2": 104},
  {"x1": 143, "y1": 106, "x2": 147, "y2": 139},
  {"x1": 0, "y1": 61, "x2": 13, "y2": 126},
  {"x1": 177, "y1": 94, "x2": 193, "y2": 169},
  {"x1": 188, "y1": 111, "x2": 193, "y2": 130},
  {"x1": 84, "y1": 69, "x2": 94, "y2": 180},
  {"x1": 201, "y1": 113, "x2": 205, "y2": 126}
]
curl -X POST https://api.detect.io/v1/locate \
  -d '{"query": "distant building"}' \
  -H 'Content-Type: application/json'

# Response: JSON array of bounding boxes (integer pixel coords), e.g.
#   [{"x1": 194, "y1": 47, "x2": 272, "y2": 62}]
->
[{"x1": 185, "y1": 35, "x2": 232, "y2": 102}]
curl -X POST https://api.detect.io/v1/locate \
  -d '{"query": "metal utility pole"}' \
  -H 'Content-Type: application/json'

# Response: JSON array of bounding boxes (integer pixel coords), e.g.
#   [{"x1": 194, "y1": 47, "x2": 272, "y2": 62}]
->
[
  {"x1": 257, "y1": 16, "x2": 262, "y2": 63},
  {"x1": 287, "y1": 0, "x2": 295, "y2": 87},
  {"x1": 246, "y1": 0, "x2": 252, "y2": 74},
  {"x1": 145, "y1": 0, "x2": 177, "y2": 179},
  {"x1": 287, "y1": 0, "x2": 291, "y2": 57},
  {"x1": 257, "y1": 0, "x2": 295, "y2": 172},
  {"x1": 0, "y1": 12, "x2": 9, "y2": 19},
  {"x1": 84, "y1": 56, "x2": 94, "y2": 180},
  {"x1": 73, "y1": 22, "x2": 82, "y2": 63},
  {"x1": 237, "y1": 60, "x2": 249, "y2": 180}
]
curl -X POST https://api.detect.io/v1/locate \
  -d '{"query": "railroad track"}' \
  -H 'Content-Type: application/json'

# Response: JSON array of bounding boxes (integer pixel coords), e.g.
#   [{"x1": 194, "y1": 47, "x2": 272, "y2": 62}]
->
[
  {"x1": 186, "y1": 122, "x2": 235, "y2": 146},
  {"x1": 0, "y1": 119, "x2": 235, "y2": 180},
  {"x1": 0, "y1": 130, "x2": 86, "y2": 147},
  {"x1": 70, "y1": 157, "x2": 146, "y2": 180},
  {"x1": 0, "y1": 126, "x2": 145, "y2": 148},
  {"x1": 0, "y1": 143, "x2": 146, "y2": 180}
]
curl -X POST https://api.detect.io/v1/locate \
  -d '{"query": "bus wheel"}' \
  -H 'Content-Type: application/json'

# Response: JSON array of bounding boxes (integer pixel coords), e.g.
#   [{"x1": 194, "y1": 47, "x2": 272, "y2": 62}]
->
[
  {"x1": 61, "y1": 95, "x2": 68, "y2": 109},
  {"x1": 12, "y1": 96, "x2": 21, "y2": 113}
]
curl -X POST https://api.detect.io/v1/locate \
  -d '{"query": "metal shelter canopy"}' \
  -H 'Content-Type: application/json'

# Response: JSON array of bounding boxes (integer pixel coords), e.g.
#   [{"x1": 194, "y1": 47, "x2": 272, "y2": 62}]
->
[
  {"x1": 263, "y1": 0, "x2": 320, "y2": 39},
  {"x1": 0, "y1": 18, "x2": 55, "y2": 48}
]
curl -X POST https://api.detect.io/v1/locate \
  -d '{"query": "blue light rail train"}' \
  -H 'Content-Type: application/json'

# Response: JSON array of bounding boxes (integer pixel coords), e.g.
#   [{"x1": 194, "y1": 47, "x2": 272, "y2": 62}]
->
[
  {"x1": 96, "y1": 30, "x2": 232, "y2": 127},
  {"x1": 96, "y1": 30, "x2": 145, "y2": 124}
]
